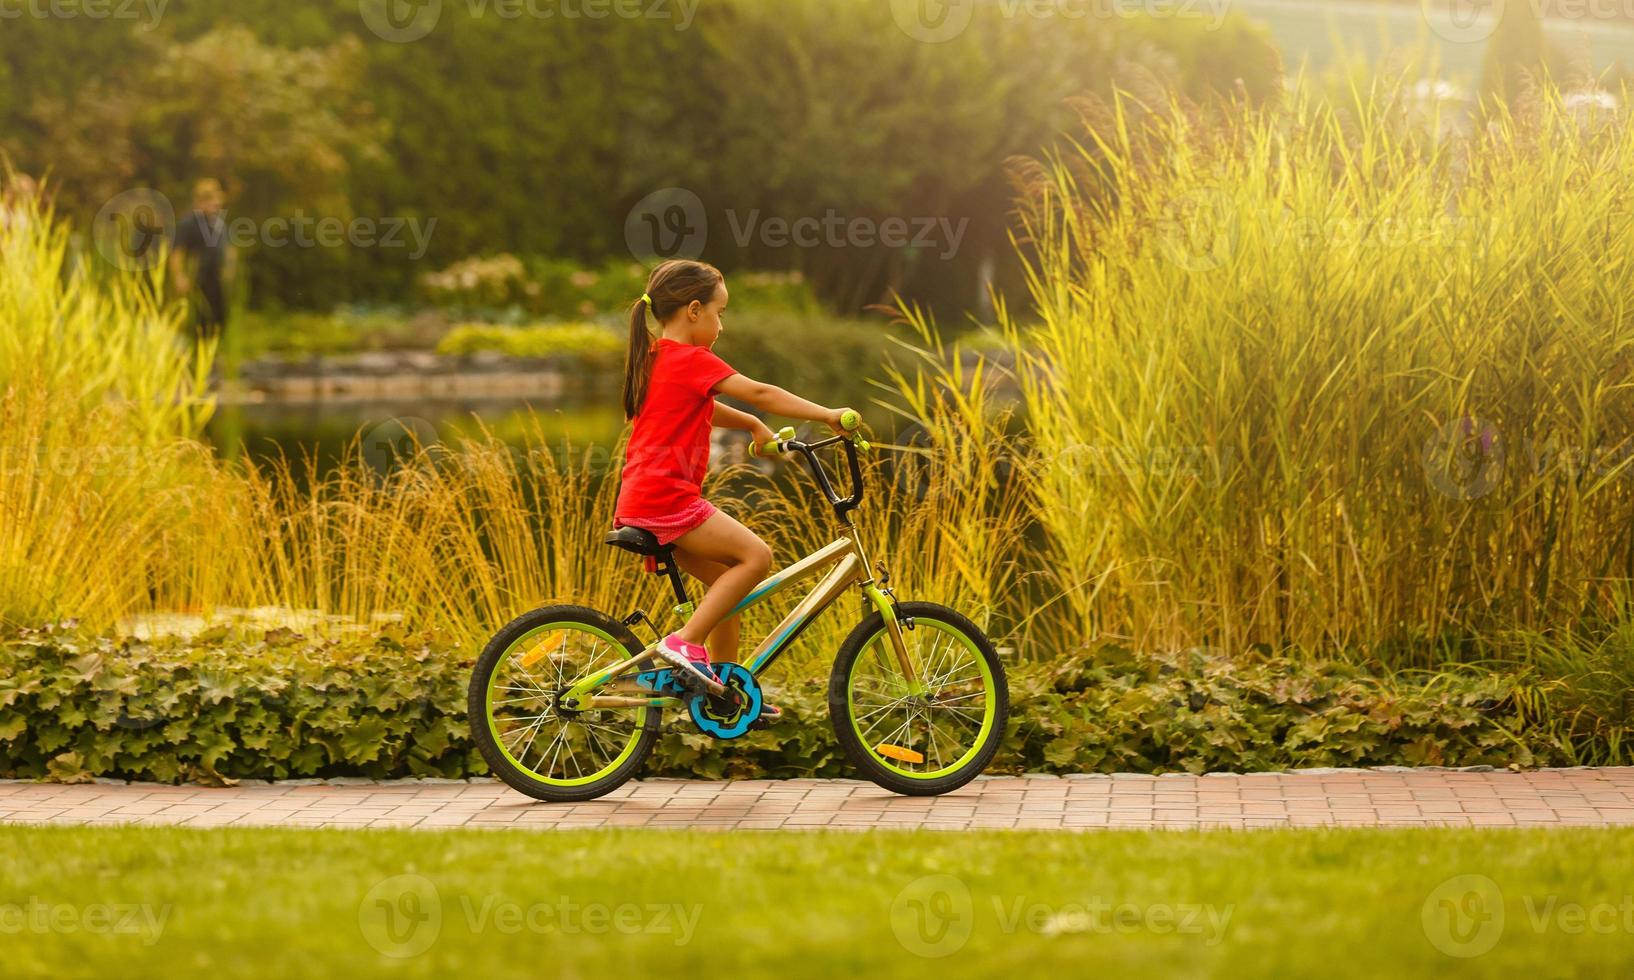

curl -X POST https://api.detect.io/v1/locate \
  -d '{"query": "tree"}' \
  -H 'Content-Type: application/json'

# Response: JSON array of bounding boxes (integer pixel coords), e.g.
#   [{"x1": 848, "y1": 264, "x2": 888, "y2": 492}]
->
[{"x1": 19, "y1": 27, "x2": 382, "y2": 234}]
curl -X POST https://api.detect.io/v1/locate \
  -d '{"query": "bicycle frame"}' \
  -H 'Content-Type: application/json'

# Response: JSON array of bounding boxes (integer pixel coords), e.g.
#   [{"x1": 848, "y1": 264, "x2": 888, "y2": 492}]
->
[
  {"x1": 559, "y1": 428, "x2": 922, "y2": 710},
  {"x1": 563, "y1": 522, "x2": 917, "y2": 710}
]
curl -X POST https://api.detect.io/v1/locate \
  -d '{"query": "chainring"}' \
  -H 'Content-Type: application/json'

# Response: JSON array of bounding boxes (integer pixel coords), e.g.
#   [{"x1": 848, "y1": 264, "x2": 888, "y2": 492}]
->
[{"x1": 685, "y1": 662, "x2": 763, "y2": 740}]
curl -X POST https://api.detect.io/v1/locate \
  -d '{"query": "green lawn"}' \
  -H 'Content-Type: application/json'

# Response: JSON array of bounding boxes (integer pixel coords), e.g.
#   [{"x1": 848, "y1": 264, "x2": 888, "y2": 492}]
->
[{"x1": 3, "y1": 826, "x2": 1631, "y2": 977}]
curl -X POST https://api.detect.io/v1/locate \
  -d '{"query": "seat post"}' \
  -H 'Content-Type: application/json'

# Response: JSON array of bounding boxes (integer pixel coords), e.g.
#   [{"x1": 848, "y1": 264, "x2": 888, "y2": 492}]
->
[{"x1": 656, "y1": 554, "x2": 691, "y2": 611}]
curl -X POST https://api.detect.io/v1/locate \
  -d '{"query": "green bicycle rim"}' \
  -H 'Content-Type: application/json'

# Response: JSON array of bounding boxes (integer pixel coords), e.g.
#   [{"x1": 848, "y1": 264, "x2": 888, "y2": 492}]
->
[
  {"x1": 846, "y1": 617, "x2": 997, "y2": 781},
  {"x1": 485, "y1": 621, "x2": 648, "y2": 788}
]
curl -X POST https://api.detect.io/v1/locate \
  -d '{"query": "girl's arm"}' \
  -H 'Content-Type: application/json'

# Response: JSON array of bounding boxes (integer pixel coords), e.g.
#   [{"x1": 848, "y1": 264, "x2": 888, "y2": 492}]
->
[
  {"x1": 712, "y1": 401, "x2": 773, "y2": 444},
  {"x1": 716, "y1": 374, "x2": 846, "y2": 433}
]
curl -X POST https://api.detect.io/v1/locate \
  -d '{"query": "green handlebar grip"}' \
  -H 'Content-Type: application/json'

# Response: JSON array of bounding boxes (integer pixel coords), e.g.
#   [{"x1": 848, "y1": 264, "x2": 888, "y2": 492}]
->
[
  {"x1": 839, "y1": 409, "x2": 861, "y2": 431},
  {"x1": 857, "y1": 438, "x2": 872, "y2": 453},
  {"x1": 749, "y1": 426, "x2": 798, "y2": 458}
]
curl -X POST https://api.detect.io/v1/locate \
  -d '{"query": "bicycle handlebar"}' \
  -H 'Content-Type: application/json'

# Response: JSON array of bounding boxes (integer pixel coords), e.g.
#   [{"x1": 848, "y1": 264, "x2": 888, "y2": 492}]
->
[{"x1": 746, "y1": 409, "x2": 870, "y2": 517}]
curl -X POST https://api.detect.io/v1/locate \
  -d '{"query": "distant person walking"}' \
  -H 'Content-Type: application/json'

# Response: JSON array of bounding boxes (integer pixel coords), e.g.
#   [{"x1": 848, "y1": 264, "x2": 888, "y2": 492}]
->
[
  {"x1": 0, "y1": 173, "x2": 40, "y2": 234},
  {"x1": 169, "y1": 179, "x2": 233, "y2": 341}
]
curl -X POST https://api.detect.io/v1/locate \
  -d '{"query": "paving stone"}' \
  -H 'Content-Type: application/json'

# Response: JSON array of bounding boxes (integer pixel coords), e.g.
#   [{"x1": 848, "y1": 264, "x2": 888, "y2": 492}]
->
[{"x1": 3, "y1": 769, "x2": 1633, "y2": 832}]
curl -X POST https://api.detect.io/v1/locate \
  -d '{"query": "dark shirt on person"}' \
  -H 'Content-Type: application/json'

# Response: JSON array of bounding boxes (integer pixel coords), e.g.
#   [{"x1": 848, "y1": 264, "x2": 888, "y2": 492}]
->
[{"x1": 172, "y1": 210, "x2": 227, "y2": 280}]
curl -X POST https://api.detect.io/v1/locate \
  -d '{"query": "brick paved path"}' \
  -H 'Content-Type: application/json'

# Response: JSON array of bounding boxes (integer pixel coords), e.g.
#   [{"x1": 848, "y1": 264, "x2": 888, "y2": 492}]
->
[{"x1": 3, "y1": 769, "x2": 1633, "y2": 832}]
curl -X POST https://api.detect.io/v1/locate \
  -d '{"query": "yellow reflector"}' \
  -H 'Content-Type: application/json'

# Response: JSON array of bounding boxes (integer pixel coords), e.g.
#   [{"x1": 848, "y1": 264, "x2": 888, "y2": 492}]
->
[
  {"x1": 876, "y1": 743, "x2": 924, "y2": 764},
  {"x1": 519, "y1": 636, "x2": 567, "y2": 669}
]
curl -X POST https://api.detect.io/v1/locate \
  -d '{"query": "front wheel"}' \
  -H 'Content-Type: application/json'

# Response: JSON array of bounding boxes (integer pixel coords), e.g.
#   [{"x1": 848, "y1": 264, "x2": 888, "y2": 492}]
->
[{"x1": 828, "y1": 601, "x2": 1008, "y2": 796}]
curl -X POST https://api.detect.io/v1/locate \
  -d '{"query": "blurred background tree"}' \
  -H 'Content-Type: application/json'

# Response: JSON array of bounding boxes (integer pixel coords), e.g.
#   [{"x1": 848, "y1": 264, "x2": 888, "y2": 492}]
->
[{"x1": 0, "y1": 0, "x2": 1280, "y2": 315}]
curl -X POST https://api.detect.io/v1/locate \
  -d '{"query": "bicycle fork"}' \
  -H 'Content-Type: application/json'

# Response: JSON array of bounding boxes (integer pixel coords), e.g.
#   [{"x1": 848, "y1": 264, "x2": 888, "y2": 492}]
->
[{"x1": 848, "y1": 524, "x2": 925, "y2": 698}]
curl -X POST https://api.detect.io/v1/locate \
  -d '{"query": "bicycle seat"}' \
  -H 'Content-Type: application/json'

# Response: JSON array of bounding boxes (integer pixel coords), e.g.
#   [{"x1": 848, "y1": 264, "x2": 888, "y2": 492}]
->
[{"x1": 603, "y1": 526, "x2": 671, "y2": 558}]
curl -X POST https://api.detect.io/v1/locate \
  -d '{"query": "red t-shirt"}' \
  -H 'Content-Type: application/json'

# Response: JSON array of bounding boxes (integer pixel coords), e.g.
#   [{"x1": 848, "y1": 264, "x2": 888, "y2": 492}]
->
[{"x1": 614, "y1": 339, "x2": 737, "y2": 519}]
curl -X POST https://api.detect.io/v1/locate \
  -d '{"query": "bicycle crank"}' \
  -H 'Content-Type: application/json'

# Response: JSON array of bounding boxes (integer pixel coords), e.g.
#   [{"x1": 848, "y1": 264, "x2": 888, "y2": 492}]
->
[{"x1": 685, "y1": 663, "x2": 764, "y2": 740}]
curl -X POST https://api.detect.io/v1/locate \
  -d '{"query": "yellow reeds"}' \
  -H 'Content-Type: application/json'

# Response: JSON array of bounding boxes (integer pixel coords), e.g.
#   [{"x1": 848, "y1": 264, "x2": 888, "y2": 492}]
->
[{"x1": 1010, "y1": 81, "x2": 1634, "y2": 664}]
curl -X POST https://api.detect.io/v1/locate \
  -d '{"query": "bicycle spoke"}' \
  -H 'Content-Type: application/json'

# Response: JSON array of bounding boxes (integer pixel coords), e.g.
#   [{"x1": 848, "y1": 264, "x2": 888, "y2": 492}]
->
[
  {"x1": 516, "y1": 718, "x2": 555, "y2": 769},
  {"x1": 486, "y1": 623, "x2": 652, "y2": 785},
  {"x1": 848, "y1": 617, "x2": 996, "y2": 778}
]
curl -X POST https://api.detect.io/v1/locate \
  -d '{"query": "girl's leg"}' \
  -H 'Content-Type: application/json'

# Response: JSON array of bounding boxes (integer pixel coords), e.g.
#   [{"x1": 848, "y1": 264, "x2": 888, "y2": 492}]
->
[
  {"x1": 672, "y1": 552, "x2": 741, "y2": 661},
  {"x1": 668, "y1": 510, "x2": 771, "y2": 650}
]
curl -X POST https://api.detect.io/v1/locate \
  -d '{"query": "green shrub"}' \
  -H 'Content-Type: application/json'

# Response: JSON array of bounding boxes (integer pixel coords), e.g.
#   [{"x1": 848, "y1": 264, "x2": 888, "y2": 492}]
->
[
  {"x1": 418, "y1": 256, "x2": 821, "y2": 322},
  {"x1": 1, "y1": 625, "x2": 1615, "y2": 785},
  {"x1": 434, "y1": 321, "x2": 624, "y2": 364},
  {"x1": 233, "y1": 306, "x2": 446, "y2": 359}
]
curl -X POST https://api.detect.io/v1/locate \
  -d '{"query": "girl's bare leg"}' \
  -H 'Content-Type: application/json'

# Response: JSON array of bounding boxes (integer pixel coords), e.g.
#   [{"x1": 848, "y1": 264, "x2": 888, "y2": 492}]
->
[
  {"x1": 673, "y1": 552, "x2": 741, "y2": 661},
  {"x1": 668, "y1": 510, "x2": 771, "y2": 649}
]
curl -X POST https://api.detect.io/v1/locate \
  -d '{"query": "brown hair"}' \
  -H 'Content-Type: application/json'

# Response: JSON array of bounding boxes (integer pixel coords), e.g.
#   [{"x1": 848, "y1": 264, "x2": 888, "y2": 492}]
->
[{"x1": 622, "y1": 259, "x2": 724, "y2": 418}]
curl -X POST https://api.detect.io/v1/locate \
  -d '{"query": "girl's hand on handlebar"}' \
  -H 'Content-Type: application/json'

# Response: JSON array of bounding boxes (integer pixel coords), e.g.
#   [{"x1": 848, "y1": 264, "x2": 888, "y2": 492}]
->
[
  {"x1": 749, "y1": 420, "x2": 777, "y2": 449},
  {"x1": 824, "y1": 407, "x2": 861, "y2": 436}
]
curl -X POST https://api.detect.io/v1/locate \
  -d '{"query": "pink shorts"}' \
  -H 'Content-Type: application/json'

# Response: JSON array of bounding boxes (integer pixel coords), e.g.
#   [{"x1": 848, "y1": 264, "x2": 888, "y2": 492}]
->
[{"x1": 614, "y1": 498, "x2": 717, "y2": 546}]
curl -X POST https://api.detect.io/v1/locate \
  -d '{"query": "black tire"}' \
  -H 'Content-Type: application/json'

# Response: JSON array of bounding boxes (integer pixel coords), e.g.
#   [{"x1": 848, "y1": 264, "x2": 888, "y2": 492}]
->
[
  {"x1": 468, "y1": 604, "x2": 660, "y2": 803},
  {"x1": 828, "y1": 601, "x2": 1009, "y2": 796}
]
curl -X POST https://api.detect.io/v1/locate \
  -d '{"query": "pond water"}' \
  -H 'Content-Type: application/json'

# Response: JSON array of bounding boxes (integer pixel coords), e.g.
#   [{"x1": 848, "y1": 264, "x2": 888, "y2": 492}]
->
[
  {"x1": 204, "y1": 374, "x2": 905, "y2": 492},
  {"x1": 207, "y1": 393, "x2": 629, "y2": 475}
]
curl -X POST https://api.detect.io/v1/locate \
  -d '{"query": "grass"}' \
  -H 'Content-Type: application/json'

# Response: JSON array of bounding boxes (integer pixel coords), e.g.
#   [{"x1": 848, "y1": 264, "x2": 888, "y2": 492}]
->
[
  {"x1": 1008, "y1": 80, "x2": 1634, "y2": 664},
  {"x1": 3, "y1": 825, "x2": 1633, "y2": 976},
  {"x1": 0, "y1": 195, "x2": 216, "y2": 627}
]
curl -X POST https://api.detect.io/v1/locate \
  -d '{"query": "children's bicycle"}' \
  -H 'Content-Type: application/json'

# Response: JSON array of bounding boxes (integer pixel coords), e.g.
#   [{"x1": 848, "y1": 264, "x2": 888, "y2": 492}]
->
[{"x1": 467, "y1": 413, "x2": 1009, "y2": 802}]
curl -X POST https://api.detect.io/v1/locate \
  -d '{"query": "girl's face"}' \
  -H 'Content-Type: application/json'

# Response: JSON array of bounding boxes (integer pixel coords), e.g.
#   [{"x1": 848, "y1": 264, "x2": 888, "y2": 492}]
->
[{"x1": 672, "y1": 281, "x2": 728, "y2": 348}]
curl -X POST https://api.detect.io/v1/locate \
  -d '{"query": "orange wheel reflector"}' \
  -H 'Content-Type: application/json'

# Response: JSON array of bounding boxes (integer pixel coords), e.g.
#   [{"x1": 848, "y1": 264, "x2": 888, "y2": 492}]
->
[
  {"x1": 519, "y1": 636, "x2": 567, "y2": 669},
  {"x1": 876, "y1": 743, "x2": 925, "y2": 764}
]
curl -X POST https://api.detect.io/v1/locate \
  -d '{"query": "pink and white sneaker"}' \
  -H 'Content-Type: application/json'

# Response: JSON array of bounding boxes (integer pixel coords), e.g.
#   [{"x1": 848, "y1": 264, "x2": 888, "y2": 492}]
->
[{"x1": 653, "y1": 633, "x2": 719, "y2": 691}]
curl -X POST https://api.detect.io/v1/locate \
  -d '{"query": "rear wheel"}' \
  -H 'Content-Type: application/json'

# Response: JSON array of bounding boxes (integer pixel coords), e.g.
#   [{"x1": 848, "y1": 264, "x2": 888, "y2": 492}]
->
[
  {"x1": 468, "y1": 605, "x2": 658, "y2": 802},
  {"x1": 828, "y1": 601, "x2": 1008, "y2": 796}
]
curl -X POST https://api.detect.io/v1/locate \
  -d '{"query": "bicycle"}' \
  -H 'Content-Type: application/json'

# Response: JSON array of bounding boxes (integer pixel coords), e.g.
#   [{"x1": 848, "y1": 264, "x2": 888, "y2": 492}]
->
[{"x1": 467, "y1": 412, "x2": 1009, "y2": 802}]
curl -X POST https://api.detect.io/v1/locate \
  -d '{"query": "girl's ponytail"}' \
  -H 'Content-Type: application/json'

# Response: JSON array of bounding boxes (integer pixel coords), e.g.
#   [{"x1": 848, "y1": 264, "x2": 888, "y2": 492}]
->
[
  {"x1": 621, "y1": 260, "x2": 724, "y2": 419},
  {"x1": 622, "y1": 295, "x2": 655, "y2": 419}
]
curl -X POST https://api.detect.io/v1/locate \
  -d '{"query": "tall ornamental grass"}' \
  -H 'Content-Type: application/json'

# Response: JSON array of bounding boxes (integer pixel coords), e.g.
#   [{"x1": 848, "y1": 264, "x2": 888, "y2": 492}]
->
[
  {"x1": 0, "y1": 192, "x2": 215, "y2": 626},
  {"x1": 1, "y1": 195, "x2": 1028, "y2": 653},
  {"x1": 1009, "y1": 82, "x2": 1634, "y2": 665}
]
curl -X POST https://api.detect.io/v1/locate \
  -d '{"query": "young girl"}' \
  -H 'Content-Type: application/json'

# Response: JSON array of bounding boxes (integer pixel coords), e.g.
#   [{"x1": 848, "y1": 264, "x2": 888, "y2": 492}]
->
[{"x1": 614, "y1": 259, "x2": 850, "y2": 706}]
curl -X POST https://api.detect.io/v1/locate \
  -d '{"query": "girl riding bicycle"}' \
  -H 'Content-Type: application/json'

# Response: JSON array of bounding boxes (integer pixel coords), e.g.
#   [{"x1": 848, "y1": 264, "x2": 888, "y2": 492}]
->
[
  {"x1": 615, "y1": 259, "x2": 851, "y2": 702},
  {"x1": 469, "y1": 259, "x2": 1008, "y2": 801}
]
